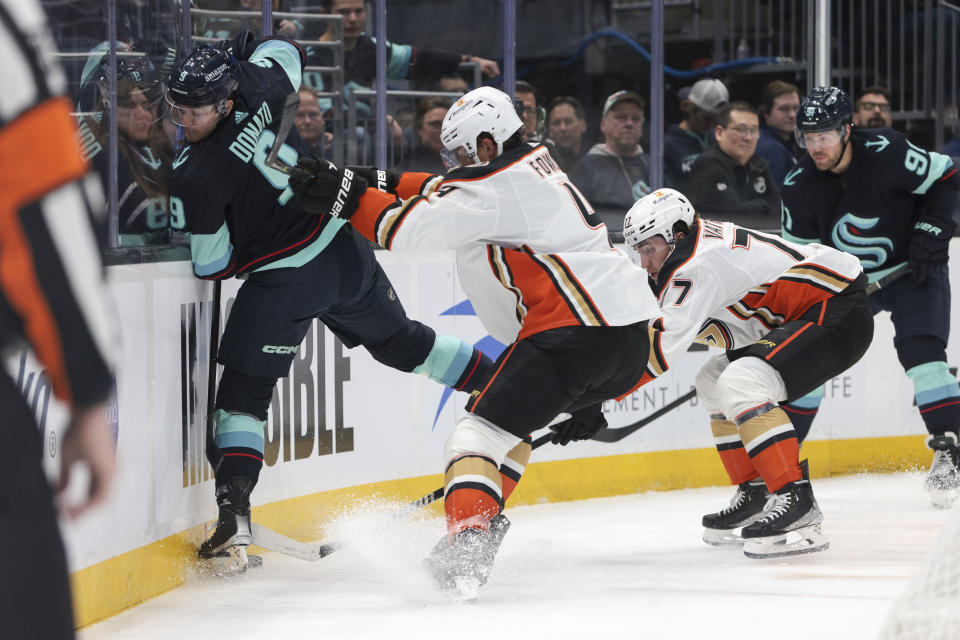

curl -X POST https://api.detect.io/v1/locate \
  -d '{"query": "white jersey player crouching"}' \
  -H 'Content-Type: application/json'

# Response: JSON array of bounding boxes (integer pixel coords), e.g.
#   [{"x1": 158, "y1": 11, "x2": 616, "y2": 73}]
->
[
  {"x1": 290, "y1": 87, "x2": 666, "y2": 597},
  {"x1": 623, "y1": 189, "x2": 874, "y2": 558}
]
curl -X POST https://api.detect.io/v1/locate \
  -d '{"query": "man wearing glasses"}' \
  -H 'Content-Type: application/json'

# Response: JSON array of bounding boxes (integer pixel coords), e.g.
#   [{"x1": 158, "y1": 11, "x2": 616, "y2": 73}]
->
[
  {"x1": 686, "y1": 101, "x2": 780, "y2": 226},
  {"x1": 853, "y1": 85, "x2": 894, "y2": 129},
  {"x1": 781, "y1": 86, "x2": 960, "y2": 509}
]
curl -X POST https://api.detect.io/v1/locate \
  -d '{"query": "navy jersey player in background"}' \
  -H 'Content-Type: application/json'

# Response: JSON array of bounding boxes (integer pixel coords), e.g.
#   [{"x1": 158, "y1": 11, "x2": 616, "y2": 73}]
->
[
  {"x1": 163, "y1": 31, "x2": 495, "y2": 564},
  {"x1": 780, "y1": 86, "x2": 960, "y2": 509}
]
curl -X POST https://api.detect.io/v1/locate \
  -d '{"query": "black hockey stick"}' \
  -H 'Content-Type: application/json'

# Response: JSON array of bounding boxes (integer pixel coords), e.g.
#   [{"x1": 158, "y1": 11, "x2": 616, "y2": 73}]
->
[
  {"x1": 250, "y1": 431, "x2": 557, "y2": 561},
  {"x1": 263, "y1": 91, "x2": 312, "y2": 179},
  {"x1": 590, "y1": 388, "x2": 698, "y2": 443},
  {"x1": 865, "y1": 262, "x2": 910, "y2": 294},
  {"x1": 205, "y1": 280, "x2": 221, "y2": 470}
]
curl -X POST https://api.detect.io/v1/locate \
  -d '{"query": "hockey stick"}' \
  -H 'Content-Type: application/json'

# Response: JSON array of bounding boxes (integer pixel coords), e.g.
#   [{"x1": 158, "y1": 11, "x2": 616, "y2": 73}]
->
[
  {"x1": 590, "y1": 388, "x2": 698, "y2": 443},
  {"x1": 205, "y1": 280, "x2": 221, "y2": 469},
  {"x1": 263, "y1": 91, "x2": 312, "y2": 180},
  {"x1": 865, "y1": 262, "x2": 910, "y2": 295},
  {"x1": 249, "y1": 430, "x2": 557, "y2": 561}
]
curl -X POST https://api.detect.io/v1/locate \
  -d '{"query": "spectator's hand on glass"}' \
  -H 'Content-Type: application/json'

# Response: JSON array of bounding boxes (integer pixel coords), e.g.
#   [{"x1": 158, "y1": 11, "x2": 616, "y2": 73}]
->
[
  {"x1": 277, "y1": 19, "x2": 299, "y2": 38},
  {"x1": 386, "y1": 115, "x2": 408, "y2": 153},
  {"x1": 470, "y1": 56, "x2": 500, "y2": 77}
]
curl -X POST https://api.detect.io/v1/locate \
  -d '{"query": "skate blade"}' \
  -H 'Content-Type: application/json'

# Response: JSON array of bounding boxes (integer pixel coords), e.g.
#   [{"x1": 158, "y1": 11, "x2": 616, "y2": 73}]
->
[
  {"x1": 702, "y1": 527, "x2": 745, "y2": 547},
  {"x1": 451, "y1": 576, "x2": 481, "y2": 603},
  {"x1": 927, "y1": 487, "x2": 959, "y2": 510},
  {"x1": 197, "y1": 546, "x2": 262, "y2": 578},
  {"x1": 743, "y1": 525, "x2": 829, "y2": 559}
]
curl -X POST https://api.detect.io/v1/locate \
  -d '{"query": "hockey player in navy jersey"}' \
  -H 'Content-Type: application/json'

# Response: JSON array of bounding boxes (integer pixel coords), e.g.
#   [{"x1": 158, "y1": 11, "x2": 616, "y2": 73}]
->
[
  {"x1": 780, "y1": 87, "x2": 960, "y2": 509},
  {"x1": 623, "y1": 189, "x2": 873, "y2": 558},
  {"x1": 289, "y1": 87, "x2": 665, "y2": 598},
  {"x1": 163, "y1": 32, "x2": 495, "y2": 565}
]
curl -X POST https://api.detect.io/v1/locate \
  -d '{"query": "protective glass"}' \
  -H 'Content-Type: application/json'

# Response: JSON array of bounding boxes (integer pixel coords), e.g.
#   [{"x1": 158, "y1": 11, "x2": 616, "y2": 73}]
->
[
  {"x1": 796, "y1": 127, "x2": 844, "y2": 150},
  {"x1": 440, "y1": 145, "x2": 477, "y2": 171},
  {"x1": 115, "y1": 85, "x2": 164, "y2": 127},
  {"x1": 164, "y1": 92, "x2": 220, "y2": 127}
]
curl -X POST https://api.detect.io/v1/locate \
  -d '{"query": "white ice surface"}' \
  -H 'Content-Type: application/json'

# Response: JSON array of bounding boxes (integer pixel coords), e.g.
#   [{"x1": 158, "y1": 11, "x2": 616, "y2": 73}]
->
[{"x1": 79, "y1": 472, "x2": 956, "y2": 640}]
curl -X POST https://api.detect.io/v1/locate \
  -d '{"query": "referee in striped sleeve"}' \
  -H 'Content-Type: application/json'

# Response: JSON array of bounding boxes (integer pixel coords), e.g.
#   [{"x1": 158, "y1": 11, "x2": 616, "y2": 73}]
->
[{"x1": 0, "y1": 1, "x2": 119, "y2": 637}]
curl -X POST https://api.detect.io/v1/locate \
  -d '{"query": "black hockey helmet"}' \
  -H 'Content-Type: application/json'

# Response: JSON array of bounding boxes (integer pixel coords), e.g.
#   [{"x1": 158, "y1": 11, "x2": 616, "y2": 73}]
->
[
  {"x1": 165, "y1": 46, "x2": 239, "y2": 110},
  {"x1": 98, "y1": 54, "x2": 163, "y2": 110},
  {"x1": 796, "y1": 86, "x2": 853, "y2": 133}
]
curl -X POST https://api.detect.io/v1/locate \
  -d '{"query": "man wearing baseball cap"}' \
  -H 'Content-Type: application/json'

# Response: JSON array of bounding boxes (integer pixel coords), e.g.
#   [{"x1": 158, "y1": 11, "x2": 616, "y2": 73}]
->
[
  {"x1": 569, "y1": 90, "x2": 652, "y2": 213},
  {"x1": 664, "y1": 77, "x2": 730, "y2": 191}
]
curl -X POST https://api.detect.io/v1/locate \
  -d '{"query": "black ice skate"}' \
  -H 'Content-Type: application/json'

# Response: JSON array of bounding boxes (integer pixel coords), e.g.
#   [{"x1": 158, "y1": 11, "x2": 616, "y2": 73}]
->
[
  {"x1": 925, "y1": 433, "x2": 960, "y2": 510},
  {"x1": 741, "y1": 461, "x2": 828, "y2": 559},
  {"x1": 701, "y1": 479, "x2": 769, "y2": 546},
  {"x1": 425, "y1": 514, "x2": 511, "y2": 601},
  {"x1": 198, "y1": 476, "x2": 254, "y2": 571}
]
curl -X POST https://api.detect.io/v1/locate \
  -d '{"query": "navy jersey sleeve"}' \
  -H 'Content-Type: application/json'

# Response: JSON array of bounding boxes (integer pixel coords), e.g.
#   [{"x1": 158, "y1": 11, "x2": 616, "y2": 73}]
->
[{"x1": 780, "y1": 164, "x2": 821, "y2": 244}]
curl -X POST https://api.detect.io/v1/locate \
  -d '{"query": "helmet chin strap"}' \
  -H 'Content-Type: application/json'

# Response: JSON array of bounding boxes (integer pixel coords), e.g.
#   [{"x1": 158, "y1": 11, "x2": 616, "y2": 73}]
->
[{"x1": 829, "y1": 126, "x2": 851, "y2": 170}]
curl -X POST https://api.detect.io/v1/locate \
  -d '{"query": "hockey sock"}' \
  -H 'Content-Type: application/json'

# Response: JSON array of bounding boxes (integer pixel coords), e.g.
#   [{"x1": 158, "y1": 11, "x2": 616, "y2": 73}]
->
[
  {"x1": 499, "y1": 437, "x2": 532, "y2": 503},
  {"x1": 906, "y1": 361, "x2": 960, "y2": 435},
  {"x1": 413, "y1": 335, "x2": 491, "y2": 390},
  {"x1": 444, "y1": 454, "x2": 503, "y2": 536},
  {"x1": 734, "y1": 403, "x2": 801, "y2": 493},
  {"x1": 710, "y1": 414, "x2": 759, "y2": 485},
  {"x1": 213, "y1": 409, "x2": 265, "y2": 486},
  {"x1": 781, "y1": 385, "x2": 824, "y2": 443}
]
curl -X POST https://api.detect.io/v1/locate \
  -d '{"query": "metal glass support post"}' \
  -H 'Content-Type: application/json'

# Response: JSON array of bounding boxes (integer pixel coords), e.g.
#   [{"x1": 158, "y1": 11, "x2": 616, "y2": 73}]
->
[
  {"x1": 375, "y1": 0, "x2": 387, "y2": 169},
  {"x1": 262, "y1": 0, "x2": 273, "y2": 35},
  {"x1": 107, "y1": 0, "x2": 119, "y2": 247},
  {"x1": 503, "y1": 0, "x2": 516, "y2": 100},
  {"x1": 649, "y1": 0, "x2": 664, "y2": 190},
  {"x1": 813, "y1": 0, "x2": 831, "y2": 88}
]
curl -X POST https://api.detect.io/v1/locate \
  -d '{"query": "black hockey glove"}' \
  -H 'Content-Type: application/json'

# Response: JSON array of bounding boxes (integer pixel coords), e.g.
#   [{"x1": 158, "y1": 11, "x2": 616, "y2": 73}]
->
[
  {"x1": 347, "y1": 166, "x2": 399, "y2": 193},
  {"x1": 549, "y1": 404, "x2": 608, "y2": 446},
  {"x1": 214, "y1": 30, "x2": 258, "y2": 61},
  {"x1": 908, "y1": 219, "x2": 950, "y2": 284},
  {"x1": 290, "y1": 156, "x2": 368, "y2": 219}
]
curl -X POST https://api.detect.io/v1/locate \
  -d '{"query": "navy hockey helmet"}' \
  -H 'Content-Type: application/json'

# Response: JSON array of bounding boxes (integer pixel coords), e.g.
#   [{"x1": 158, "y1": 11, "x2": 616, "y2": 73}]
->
[
  {"x1": 98, "y1": 54, "x2": 163, "y2": 110},
  {"x1": 165, "y1": 46, "x2": 239, "y2": 124},
  {"x1": 795, "y1": 86, "x2": 853, "y2": 147}
]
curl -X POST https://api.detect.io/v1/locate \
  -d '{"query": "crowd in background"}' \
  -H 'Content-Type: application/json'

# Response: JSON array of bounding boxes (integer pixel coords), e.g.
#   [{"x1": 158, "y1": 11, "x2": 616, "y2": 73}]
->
[{"x1": 40, "y1": 0, "x2": 960, "y2": 247}]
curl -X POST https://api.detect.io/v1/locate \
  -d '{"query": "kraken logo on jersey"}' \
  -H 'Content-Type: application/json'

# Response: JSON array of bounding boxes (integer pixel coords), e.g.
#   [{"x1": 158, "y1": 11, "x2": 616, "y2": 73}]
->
[
  {"x1": 229, "y1": 101, "x2": 273, "y2": 162},
  {"x1": 830, "y1": 212, "x2": 894, "y2": 269}
]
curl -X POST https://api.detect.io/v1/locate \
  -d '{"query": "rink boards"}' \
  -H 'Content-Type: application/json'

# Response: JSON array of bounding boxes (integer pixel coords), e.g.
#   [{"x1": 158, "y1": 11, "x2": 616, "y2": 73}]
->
[{"x1": 14, "y1": 243, "x2": 957, "y2": 627}]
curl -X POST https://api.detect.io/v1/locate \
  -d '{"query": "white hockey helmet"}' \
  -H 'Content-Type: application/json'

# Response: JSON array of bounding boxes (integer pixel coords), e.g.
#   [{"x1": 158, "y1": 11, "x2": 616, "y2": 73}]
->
[
  {"x1": 440, "y1": 86, "x2": 524, "y2": 170},
  {"x1": 622, "y1": 188, "x2": 696, "y2": 249}
]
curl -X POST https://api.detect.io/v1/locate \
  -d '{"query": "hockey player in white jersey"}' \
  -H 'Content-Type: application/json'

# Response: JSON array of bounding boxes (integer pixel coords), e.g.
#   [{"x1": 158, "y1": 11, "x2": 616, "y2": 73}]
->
[
  {"x1": 622, "y1": 188, "x2": 874, "y2": 558},
  {"x1": 290, "y1": 86, "x2": 664, "y2": 596}
]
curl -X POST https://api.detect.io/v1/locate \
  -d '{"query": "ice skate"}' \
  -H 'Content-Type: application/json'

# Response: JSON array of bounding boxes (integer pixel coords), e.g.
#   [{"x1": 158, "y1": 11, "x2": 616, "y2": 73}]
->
[
  {"x1": 198, "y1": 476, "x2": 254, "y2": 568},
  {"x1": 925, "y1": 433, "x2": 960, "y2": 510},
  {"x1": 741, "y1": 463, "x2": 828, "y2": 558},
  {"x1": 701, "y1": 479, "x2": 769, "y2": 546},
  {"x1": 425, "y1": 514, "x2": 511, "y2": 601}
]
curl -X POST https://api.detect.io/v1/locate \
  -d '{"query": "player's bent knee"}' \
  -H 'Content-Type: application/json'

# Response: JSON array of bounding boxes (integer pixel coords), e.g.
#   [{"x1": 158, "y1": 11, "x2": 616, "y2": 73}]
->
[
  {"x1": 216, "y1": 368, "x2": 277, "y2": 419},
  {"x1": 444, "y1": 414, "x2": 523, "y2": 468},
  {"x1": 696, "y1": 354, "x2": 730, "y2": 413},
  {"x1": 715, "y1": 356, "x2": 788, "y2": 422}
]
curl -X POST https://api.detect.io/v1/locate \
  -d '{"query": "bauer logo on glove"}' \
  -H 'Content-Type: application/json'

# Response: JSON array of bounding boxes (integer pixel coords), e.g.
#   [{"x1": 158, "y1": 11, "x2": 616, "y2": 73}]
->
[{"x1": 290, "y1": 156, "x2": 368, "y2": 219}]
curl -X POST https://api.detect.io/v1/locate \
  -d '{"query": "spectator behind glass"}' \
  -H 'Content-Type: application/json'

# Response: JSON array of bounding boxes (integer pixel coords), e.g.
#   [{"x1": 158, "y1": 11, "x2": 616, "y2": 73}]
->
[
  {"x1": 294, "y1": 87, "x2": 332, "y2": 160},
  {"x1": 854, "y1": 85, "x2": 894, "y2": 128},
  {"x1": 306, "y1": 0, "x2": 499, "y2": 104},
  {"x1": 77, "y1": 49, "x2": 174, "y2": 245},
  {"x1": 515, "y1": 80, "x2": 546, "y2": 143},
  {"x1": 398, "y1": 96, "x2": 449, "y2": 174},
  {"x1": 194, "y1": 0, "x2": 300, "y2": 40},
  {"x1": 755, "y1": 80, "x2": 800, "y2": 186},
  {"x1": 546, "y1": 96, "x2": 587, "y2": 171},
  {"x1": 663, "y1": 77, "x2": 729, "y2": 190},
  {"x1": 435, "y1": 72, "x2": 469, "y2": 95},
  {"x1": 569, "y1": 90, "x2": 651, "y2": 212},
  {"x1": 686, "y1": 101, "x2": 780, "y2": 225}
]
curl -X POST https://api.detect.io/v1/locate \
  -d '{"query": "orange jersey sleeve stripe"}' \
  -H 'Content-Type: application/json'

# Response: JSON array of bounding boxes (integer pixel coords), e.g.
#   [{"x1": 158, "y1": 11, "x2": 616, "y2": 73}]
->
[
  {"x1": 0, "y1": 97, "x2": 91, "y2": 404},
  {"x1": 395, "y1": 172, "x2": 435, "y2": 199},
  {"x1": 350, "y1": 188, "x2": 398, "y2": 245}
]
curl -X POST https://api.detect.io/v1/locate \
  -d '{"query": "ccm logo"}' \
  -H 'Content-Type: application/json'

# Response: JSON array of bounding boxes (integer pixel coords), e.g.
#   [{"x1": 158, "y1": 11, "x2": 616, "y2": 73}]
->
[{"x1": 262, "y1": 345, "x2": 299, "y2": 354}]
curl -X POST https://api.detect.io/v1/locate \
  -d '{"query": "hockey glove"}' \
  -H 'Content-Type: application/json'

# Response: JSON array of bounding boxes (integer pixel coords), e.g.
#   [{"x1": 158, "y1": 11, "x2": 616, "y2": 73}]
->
[
  {"x1": 290, "y1": 157, "x2": 368, "y2": 219},
  {"x1": 549, "y1": 404, "x2": 608, "y2": 446},
  {"x1": 908, "y1": 219, "x2": 950, "y2": 284},
  {"x1": 347, "y1": 166, "x2": 399, "y2": 193},
  {"x1": 214, "y1": 30, "x2": 258, "y2": 61}
]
